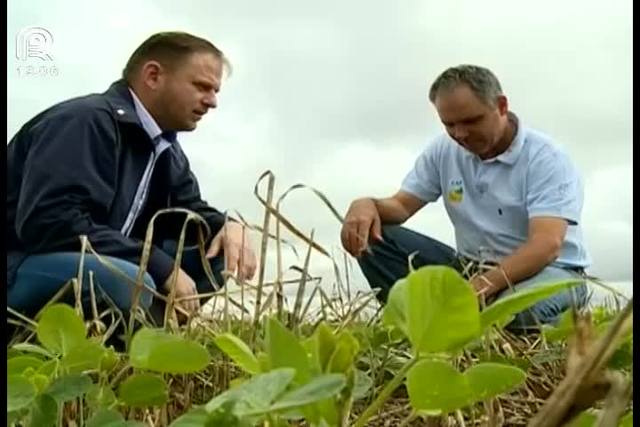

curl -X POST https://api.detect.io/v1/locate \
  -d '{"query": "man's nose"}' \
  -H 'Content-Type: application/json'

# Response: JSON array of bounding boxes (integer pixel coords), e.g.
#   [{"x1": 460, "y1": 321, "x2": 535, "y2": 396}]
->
[
  {"x1": 202, "y1": 93, "x2": 217, "y2": 109},
  {"x1": 453, "y1": 126, "x2": 468, "y2": 140}
]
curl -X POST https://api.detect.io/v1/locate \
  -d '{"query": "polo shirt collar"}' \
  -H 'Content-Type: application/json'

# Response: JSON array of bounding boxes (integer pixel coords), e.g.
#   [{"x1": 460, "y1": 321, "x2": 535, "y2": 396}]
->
[{"x1": 492, "y1": 112, "x2": 525, "y2": 165}]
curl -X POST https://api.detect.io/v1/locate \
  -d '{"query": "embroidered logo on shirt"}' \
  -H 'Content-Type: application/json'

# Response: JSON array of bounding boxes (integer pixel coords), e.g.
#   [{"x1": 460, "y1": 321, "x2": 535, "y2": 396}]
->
[{"x1": 447, "y1": 180, "x2": 464, "y2": 203}]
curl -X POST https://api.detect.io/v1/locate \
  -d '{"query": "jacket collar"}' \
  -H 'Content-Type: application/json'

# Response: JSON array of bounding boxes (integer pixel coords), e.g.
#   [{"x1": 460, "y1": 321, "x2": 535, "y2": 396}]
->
[{"x1": 102, "y1": 79, "x2": 178, "y2": 144}]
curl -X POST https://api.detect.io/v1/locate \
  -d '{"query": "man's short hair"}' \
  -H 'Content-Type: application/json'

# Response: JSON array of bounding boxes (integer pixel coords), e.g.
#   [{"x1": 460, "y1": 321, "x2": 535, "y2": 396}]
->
[
  {"x1": 122, "y1": 31, "x2": 231, "y2": 82},
  {"x1": 429, "y1": 65, "x2": 503, "y2": 106}
]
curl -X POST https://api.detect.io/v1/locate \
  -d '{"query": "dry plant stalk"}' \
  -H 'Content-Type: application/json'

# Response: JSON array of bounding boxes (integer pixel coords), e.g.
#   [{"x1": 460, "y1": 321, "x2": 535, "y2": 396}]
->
[{"x1": 528, "y1": 300, "x2": 633, "y2": 427}]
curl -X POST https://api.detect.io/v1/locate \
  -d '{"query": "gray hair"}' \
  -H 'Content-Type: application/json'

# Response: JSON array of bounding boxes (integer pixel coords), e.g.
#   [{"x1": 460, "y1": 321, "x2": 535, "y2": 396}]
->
[{"x1": 428, "y1": 65, "x2": 503, "y2": 106}]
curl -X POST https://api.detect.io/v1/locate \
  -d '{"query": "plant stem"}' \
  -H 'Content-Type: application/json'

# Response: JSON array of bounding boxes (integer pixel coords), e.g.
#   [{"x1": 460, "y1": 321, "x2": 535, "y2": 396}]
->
[{"x1": 353, "y1": 357, "x2": 418, "y2": 427}]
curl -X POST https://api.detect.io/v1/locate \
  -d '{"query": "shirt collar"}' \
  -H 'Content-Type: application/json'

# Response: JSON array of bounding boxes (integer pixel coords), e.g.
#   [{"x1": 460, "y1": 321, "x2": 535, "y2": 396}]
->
[
  {"x1": 492, "y1": 112, "x2": 525, "y2": 165},
  {"x1": 128, "y1": 88, "x2": 177, "y2": 143}
]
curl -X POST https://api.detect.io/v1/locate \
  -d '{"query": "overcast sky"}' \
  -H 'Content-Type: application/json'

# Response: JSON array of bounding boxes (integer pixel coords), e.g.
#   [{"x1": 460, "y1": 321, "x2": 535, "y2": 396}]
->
[{"x1": 8, "y1": 0, "x2": 632, "y2": 295}]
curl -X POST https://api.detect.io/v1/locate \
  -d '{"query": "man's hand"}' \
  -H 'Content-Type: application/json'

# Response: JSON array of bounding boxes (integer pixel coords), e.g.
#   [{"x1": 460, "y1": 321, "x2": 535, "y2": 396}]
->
[
  {"x1": 163, "y1": 267, "x2": 200, "y2": 313},
  {"x1": 341, "y1": 198, "x2": 383, "y2": 257},
  {"x1": 206, "y1": 221, "x2": 257, "y2": 281},
  {"x1": 470, "y1": 274, "x2": 500, "y2": 300}
]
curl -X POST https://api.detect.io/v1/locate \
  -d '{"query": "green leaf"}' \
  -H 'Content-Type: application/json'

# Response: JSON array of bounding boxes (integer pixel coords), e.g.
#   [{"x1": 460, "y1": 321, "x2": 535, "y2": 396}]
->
[
  {"x1": 480, "y1": 280, "x2": 582, "y2": 330},
  {"x1": 407, "y1": 360, "x2": 526, "y2": 413},
  {"x1": 36, "y1": 304, "x2": 87, "y2": 355},
  {"x1": 353, "y1": 370, "x2": 374, "y2": 400},
  {"x1": 169, "y1": 407, "x2": 210, "y2": 427},
  {"x1": 37, "y1": 360, "x2": 58, "y2": 378},
  {"x1": 8, "y1": 356, "x2": 44, "y2": 376},
  {"x1": 466, "y1": 363, "x2": 526, "y2": 400},
  {"x1": 46, "y1": 373, "x2": 93, "y2": 403},
  {"x1": 407, "y1": 359, "x2": 471, "y2": 413},
  {"x1": 61, "y1": 340, "x2": 107, "y2": 373},
  {"x1": 399, "y1": 266, "x2": 481, "y2": 353},
  {"x1": 313, "y1": 322, "x2": 338, "y2": 372},
  {"x1": 8, "y1": 374, "x2": 37, "y2": 412},
  {"x1": 566, "y1": 410, "x2": 597, "y2": 426},
  {"x1": 27, "y1": 394, "x2": 58, "y2": 427},
  {"x1": 266, "y1": 317, "x2": 311, "y2": 383},
  {"x1": 268, "y1": 374, "x2": 346, "y2": 413},
  {"x1": 214, "y1": 334, "x2": 260, "y2": 375},
  {"x1": 327, "y1": 331, "x2": 360, "y2": 374},
  {"x1": 86, "y1": 408, "x2": 147, "y2": 427},
  {"x1": 129, "y1": 328, "x2": 210, "y2": 374},
  {"x1": 382, "y1": 278, "x2": 409, "y2": 336},
  {"x1": 118, "y1": 374, "x2": 168, "y2": 407},
  {"x1": 205, "y1": 368, "x2": 296, "y2": 414},
  {"x1": 619, "y1": 411, "x2": 633, "y2": 427},
  {"x1": 10, "y1": 343, "x2": 54, "y2": 359},
  {"x1": 86, "y1": 383, "x2": 117, "y2": 410},
  {"x1": 542, "y1": 309, "x2": 575, "y2": 342}
]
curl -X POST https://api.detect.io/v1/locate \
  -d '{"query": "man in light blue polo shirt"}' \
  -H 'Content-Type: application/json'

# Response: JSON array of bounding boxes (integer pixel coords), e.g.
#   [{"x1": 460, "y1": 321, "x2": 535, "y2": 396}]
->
[{"x1": 340, "y1": 64, "x2": 590, "y2": 330}]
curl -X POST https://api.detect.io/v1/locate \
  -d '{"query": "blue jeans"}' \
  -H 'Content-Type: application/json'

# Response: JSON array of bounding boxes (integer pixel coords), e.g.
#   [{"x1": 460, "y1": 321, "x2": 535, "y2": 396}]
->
[
  {"x1": 358, "y1": 226, "x2": 587, "y2": 330},
  {"x1": 8, "y1": 241, "x2": 224, "y2": 319}
]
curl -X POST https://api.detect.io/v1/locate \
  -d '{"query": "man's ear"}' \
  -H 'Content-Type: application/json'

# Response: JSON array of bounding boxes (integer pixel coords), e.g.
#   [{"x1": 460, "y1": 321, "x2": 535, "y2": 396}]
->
[
  {"x1": 496, "y1": 95, "x2": 509, "y2": 115},
  {"x1": 140, "y1": 60, "x2": 164, "y2": 90}
]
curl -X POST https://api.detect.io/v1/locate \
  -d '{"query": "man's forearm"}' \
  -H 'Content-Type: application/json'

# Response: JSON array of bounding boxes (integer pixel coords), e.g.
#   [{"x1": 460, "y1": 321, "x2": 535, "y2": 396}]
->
[
  {"x1": 372, "y1": 198, "x2": 412, "y2": 225},
  {"x1": 480, "y1": 237, "x2": 562, "y2": 292}
]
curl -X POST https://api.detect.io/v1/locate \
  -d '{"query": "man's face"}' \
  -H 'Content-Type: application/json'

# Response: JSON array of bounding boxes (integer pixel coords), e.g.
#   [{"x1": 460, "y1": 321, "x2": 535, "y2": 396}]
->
[
  {"x1": 433, "y1": 84, "x2": 508, "y2": 158},
  {"x1": 154, "y1": 52, "x2": 223, "y2": 131}
]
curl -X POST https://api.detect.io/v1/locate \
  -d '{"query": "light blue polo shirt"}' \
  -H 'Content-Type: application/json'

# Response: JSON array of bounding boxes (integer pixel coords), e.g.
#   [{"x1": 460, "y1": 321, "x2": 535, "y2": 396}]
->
[{"x1": 401, "y1": 114, "x2": 591, "y2": 269}]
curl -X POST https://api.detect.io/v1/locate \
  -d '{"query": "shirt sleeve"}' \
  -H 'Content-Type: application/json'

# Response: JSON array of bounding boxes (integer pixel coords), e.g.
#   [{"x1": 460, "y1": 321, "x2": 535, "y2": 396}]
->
[
  {"x1": 400, "y1": 138, "x2": 444, "y2": 203},
  {"x1": 526, "y1": 145, "x2": 584, "y2": 225}
]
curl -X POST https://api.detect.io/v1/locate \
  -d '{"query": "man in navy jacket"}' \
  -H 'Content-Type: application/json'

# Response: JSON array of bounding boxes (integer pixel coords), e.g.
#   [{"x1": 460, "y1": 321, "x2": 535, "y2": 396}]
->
[{"x1": 7, "y1": 31, "x2": 257, "y2": 322}]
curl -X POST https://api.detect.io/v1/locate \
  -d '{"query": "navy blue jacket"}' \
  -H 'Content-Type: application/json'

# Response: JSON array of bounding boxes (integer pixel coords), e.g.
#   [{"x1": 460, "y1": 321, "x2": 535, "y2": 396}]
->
[{"x1": 7, "y1": 80, "x2": 227, "y2": 287}]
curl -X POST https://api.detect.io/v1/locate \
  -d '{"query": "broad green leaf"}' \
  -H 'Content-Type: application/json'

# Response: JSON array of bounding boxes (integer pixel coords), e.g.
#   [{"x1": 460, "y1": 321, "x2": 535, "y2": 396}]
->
[
  {"x1": 8, "y1": 356, "x2": 44, "y2": 376},
  {"x1": 8, "y1": 374, "x2": 37, "y2": 412},
  {"x1": 10, "y1": 343, "x2": 54, "y2": 359},
  {"x1": 619, "y1": 411, "x2": 633, "y2": 427},
  {"x1": 407, "y1": 360, "x2": 526, "y2": 413},
  {"x1": 46, "y1": 373, "x2": 93, "y2": 402},
  {"x1": 214, "y1": 334, "x2": 260, "y2": 374},
  {"x1": 171, "y1": 403, "x2": 252, "y2": 427},
  {"x1": 382, "y1": 278, "x2": 409, "y2": 336},
  {"x1": 466, "y1": 363, "x2": 526, "y2": 400},
  {"x1": 480, "y1": 280, "x2": 582, "y2": 330},
  {"x1": 86, "y1": 383, "x2": 117, "y2": 410},
  {"x1": 86, "y1": 408, "x2": 147, "y2": 427},
  {"x1": 205, "y1": 368, "x2": 295, "y2": 414},
  {"x1": 566, "y1": 410, "x2": 597, "y2": 426},
  {"x1": 407, "y1": 359, "x2": 471, "y2": 413},
  {"x1": 542, "y1": 309, "x2": 575, "y2": 342},
  {"x1": 169, "y1": 407, "x2": 210, "y2": 427},
  {"x1": 129, "y1": 328, "x2": 210, "y2": 374},
  {"x1": 100, "y1": 347, "x2": 120, "y2": 372},
  {"x1": 268, "y1": 374, "x2": 346, "y2": 413},
  {"x1": 407, "y1": 266, "x2": 480, "y2": 353},
  {"x1": 313, "y1": 322, "x2": 338, "y2": 372},
  {"x1": 266, "y1": 317, "x2": 311, "y2": 383},
  {"x1": 327, "y1": 331, "x2": 359, "y2": 374},
  {"x1": 476, "y1": 353, "x2": 531, "y2": 371},
  {"x1": 36, "y1": 304, "x2": 87, "y2": 355},
  {"x1": 118, "y1": 374, "x2": 168, "y2": 407},
  {"x1": 28, "y1": 373, "x2": 51, "y2": 394},
  {"x1": 61, "y1": 340, "x2": 106, "y2": 373},
  {"x1": 353, "y1": 370, "x2": 374, "y2": 400},
  {"x1": 28, "y1": 394, "x2": 58, "y2": 427},
  {"x1": 37, "y1": 360, "x2": 58, "y2": 378}
]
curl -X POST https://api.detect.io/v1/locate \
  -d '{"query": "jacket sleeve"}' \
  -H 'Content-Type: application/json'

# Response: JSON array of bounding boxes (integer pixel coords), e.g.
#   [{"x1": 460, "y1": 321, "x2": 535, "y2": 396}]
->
[
  {"x1": 168, "y1": 145, "x2": 227, "y2": 240},
  {"x1": 15, "y1": 109, "x2": 176, "y2": 286}
]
